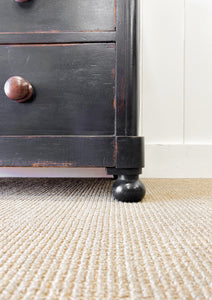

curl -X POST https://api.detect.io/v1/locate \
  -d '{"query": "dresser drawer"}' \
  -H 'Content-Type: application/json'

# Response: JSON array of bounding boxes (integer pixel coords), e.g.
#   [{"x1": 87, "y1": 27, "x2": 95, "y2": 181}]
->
[
  {"x1": 0, "y1": 44, "x2": 115, "y2": 135},
  {"x1": 0, "y1": 0, "x2": 115, "y2": 33}
]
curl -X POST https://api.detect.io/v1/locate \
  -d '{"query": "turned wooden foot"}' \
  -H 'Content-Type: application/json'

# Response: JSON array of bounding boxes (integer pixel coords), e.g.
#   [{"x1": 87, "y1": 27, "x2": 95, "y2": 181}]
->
[{"x1": 112, "y1": 175, "x2": 146, "y2": 202}]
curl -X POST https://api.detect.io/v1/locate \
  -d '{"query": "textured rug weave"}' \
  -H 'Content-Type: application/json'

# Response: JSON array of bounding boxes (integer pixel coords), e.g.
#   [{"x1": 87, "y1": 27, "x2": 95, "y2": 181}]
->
[{"x1": 0, "y1": 178, "x2": 212, "y2": 300}]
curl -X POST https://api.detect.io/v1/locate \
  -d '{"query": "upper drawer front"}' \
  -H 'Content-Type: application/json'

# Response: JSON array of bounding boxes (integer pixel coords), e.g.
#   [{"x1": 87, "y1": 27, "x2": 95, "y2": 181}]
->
[
  {"x1": 0, "y1": 44, "x2": 115, "y2": 135},
  {"x1": 0, "y1": 0, "x2": 115, "y2": 33}
]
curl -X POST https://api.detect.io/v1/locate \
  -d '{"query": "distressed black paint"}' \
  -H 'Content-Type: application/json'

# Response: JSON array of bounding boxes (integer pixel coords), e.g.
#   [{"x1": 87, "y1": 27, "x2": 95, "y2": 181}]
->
[
  {"x1": 0, "y1": 0, "x2": 115, "y2": 33},
  {"x1": 0, "y1": 137, "x2": 115, "y2": 167},
  {"x1": 0, "y1": 44, "x2": 115, "y2": 135}
]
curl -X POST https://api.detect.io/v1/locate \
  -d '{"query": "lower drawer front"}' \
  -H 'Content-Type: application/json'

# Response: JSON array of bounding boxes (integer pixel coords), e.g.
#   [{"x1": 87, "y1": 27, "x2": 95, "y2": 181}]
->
[
  {"x1": 0, "y1": 136, "x2": 116, "y2": 167},
  {"x1": 0, "y1": 44, "x2": 115, "y2": 135}
]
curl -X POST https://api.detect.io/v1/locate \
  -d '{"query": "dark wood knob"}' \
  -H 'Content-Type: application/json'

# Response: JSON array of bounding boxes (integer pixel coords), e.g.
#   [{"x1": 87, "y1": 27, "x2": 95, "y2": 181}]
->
[
  {"x1": 4, "y1": 76, "x2": 33, "y2": 103},
  {"x1": 15, "y1": 0, "x2": 29, "y2": 3}
]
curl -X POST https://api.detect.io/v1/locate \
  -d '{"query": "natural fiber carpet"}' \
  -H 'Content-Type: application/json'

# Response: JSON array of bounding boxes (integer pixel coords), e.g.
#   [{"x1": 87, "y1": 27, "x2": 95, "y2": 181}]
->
[{"x1": 0, "y1": 178, "x2": 211, "y2": 300}]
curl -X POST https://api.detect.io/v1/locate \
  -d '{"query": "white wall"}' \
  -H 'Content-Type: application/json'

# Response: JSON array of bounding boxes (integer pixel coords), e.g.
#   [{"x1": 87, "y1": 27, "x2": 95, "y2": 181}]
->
[{"x1": 141, "y1": 0, "x2": 212, "y2": 177}]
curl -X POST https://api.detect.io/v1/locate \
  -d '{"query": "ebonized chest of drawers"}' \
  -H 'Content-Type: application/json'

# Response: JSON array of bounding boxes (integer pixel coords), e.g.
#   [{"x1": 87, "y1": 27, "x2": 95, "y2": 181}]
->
[{"x1": 0, "y1": 0, "x2": 145, "y2": 202}]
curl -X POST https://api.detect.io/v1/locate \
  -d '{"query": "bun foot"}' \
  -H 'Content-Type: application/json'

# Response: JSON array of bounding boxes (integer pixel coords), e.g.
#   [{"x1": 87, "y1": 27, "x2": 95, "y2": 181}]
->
[{"x1": 112, "y1": 175, "x2": 146, "y2": 202}]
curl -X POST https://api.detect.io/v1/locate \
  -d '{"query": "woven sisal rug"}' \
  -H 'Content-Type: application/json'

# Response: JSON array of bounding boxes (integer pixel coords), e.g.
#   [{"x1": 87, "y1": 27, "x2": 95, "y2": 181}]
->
[{"x1": 0, "y1": 178, "x2": 212, "y2": 299}]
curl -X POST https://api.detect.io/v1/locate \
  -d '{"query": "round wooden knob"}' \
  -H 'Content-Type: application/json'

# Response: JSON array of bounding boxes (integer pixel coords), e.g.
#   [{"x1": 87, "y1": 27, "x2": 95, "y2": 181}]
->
[{"x1": 4, "y1": 76, "x2": 33, "y2": 103}]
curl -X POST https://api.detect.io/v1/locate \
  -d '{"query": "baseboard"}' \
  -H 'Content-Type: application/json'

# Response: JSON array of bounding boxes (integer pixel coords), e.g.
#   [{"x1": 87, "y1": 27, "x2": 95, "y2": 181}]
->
[{"x1": 142, "y1": 144, "x2": 212, "y2": 178}]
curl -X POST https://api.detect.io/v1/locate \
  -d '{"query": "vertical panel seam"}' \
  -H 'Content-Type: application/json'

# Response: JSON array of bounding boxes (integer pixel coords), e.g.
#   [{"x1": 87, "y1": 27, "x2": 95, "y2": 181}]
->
[{"x1": 183, "y1": 0, "x2": 186, "y2": 144}]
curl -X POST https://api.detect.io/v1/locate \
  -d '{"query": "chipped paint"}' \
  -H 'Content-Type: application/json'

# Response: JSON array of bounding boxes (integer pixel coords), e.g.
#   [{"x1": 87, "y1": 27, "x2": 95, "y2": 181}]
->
[
  {"x1": 112, "y1": 68, "x2": 115, "y2": 80},
  {"x1": 112, "y1": 139, "x2": 117, "y2": 164},
  {"x1": 117, "y1": 77, "x2": 125, "y2": 113},
  {"x1": 32, "y1": 161, "x2": 72, "y2": 167},
  {"x1": 113, "y1": 96, "x2": 116, "y2": 110}
]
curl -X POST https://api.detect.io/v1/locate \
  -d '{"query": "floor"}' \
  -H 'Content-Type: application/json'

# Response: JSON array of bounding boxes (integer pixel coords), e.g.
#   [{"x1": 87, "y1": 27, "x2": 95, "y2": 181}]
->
[{"x1": 0, "y1": 178, "x2": 211, "y2": 299}]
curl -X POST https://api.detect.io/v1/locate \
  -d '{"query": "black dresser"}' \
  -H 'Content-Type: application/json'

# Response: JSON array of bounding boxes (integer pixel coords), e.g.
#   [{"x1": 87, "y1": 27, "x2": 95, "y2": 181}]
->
[{"x1": 0, "y1": 0, "x2": 145, "y2": 202}]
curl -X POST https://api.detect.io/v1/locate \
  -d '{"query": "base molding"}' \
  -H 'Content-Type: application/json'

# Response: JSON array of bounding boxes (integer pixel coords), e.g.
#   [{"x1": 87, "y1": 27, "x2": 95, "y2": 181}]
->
[{"x1": 143, "y1": 144, "x2": 212, "y2": 178}]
